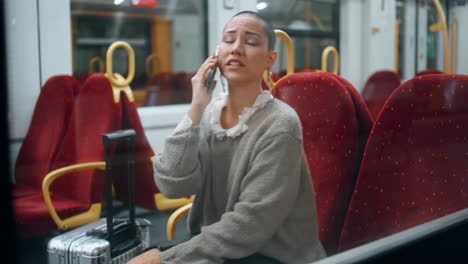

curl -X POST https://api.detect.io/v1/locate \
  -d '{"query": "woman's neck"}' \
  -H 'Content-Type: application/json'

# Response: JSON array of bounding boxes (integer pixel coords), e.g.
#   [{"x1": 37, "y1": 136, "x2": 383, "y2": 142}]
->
[
  {"x1": 220, "y1": 80, "x2": 262, "y2": 129},
  {"x1": 226, "y1": 81, "x2": 262, "y2": 115}
]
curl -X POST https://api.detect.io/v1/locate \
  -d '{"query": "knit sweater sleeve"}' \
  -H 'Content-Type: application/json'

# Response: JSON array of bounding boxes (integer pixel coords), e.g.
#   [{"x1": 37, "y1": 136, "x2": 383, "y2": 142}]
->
[
  {"x1": 160, "y1": 132, "x2": 304, "y2": 263},
  {"x1": 152, "y1": 122, "x2": 203, "y2": 198}
]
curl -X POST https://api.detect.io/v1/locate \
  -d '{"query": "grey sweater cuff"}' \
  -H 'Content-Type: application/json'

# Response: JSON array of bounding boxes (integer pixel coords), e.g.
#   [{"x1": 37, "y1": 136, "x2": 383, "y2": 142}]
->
[{"x1": 153, "y1": 126, "x2": 201, "y2": 198}]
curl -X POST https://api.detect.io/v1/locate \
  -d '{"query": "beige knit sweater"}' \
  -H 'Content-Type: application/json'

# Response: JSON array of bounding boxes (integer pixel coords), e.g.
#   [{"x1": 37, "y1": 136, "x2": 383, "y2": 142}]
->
[{"x1": 153, "y1": 97, "x2": 326, "y2": 264}]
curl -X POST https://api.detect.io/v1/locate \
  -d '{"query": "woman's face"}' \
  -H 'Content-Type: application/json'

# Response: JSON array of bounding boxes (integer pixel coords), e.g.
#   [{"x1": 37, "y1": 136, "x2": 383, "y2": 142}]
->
[{"x1": 219, "y1": 15, "x2": 277, "y2": 86}]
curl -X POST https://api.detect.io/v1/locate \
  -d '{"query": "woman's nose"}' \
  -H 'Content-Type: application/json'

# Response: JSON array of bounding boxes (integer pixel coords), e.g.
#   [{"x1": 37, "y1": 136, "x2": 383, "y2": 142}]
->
[{"x1": 229, "y1": 39, "x2": 244, "y2": 55}]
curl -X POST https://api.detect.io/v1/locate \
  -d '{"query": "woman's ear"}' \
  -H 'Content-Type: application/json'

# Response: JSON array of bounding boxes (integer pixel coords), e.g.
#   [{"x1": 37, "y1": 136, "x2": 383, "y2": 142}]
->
[{"x1": 266, "y1": 50, "x2": 277, "y2": 68}]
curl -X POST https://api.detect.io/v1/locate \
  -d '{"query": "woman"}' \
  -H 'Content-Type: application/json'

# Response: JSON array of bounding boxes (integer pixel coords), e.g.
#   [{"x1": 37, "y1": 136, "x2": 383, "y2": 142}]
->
[{"x1": 129, "y1": 11, "x2": 325, "y2": 264}]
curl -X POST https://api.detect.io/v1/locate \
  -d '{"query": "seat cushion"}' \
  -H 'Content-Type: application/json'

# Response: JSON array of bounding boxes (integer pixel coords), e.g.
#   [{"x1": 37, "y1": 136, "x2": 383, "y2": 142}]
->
[
  {"x1": 12, "y1": 184, "x2": 41, "y2": 199},
  {"x1": 14, "y1": 194, "x2": 89, "y2": 238}
]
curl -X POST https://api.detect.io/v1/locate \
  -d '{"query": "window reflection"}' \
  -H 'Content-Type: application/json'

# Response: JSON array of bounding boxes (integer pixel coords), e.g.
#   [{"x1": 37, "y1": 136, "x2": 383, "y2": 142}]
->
[
  {"x1": 7, "y1": 0, "x2": 468, "y2": 262},
  {"x1": 257, "y1": 0, "x2": 339, "y2": 73},
  {"x1": 70, "y1": 0, "x2": 206, "y2": 107}
]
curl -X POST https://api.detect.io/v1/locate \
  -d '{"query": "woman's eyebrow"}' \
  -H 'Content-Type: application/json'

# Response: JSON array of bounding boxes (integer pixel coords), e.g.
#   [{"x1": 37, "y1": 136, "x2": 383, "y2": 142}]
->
[
  {"x1": 245, "y1": 31, "x2": 263, "y2": 39},
  {"x1": 224, "y1": 30, "x2": 263, "y2": 39}
]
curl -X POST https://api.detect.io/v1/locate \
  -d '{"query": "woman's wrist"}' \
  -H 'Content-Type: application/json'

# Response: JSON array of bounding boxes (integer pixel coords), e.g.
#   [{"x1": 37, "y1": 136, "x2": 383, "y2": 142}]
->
[{"x1": 187, "y1": 103, "x2": 207, "y2": 126}]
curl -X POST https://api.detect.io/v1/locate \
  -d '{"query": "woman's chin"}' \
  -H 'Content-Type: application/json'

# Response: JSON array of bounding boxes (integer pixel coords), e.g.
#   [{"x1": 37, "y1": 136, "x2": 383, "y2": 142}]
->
[
  {"x1": 224, "y1": 72, "x2": 261, "y2": 83},
  {"x1": 223, "y1": 73, "x2": 245, "y2": 83}
]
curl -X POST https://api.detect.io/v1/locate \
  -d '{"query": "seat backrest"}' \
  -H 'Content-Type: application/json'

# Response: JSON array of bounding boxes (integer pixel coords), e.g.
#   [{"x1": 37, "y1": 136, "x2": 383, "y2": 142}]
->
[
  {"x1": 146, "y1": 72, "x2": 175, "y2": 106},
  {"x1": 112, "y1": 91, "x2": 160, "y2": 209},
  {"x1": 77, "y1": 72, "x2": 90, "y2": 84},
  {"x1": 172, "y1": 72, "x2": 194, "y2": 104},
  {"x1": 272, "y1": 71, "x2": 361, "y2": 254},
  {"x1": 361, "y1": 70, "x2": 401, "y2": 120},
  {"x1": 416, "y1": 69, "x2": 443, "y2": 76},
  {"x1": 50, "y1": 73, "x2": 122, "y2": 205},
  {"x1": 339, "y1": 74, "x2": 468, "y2": 251},
  {"x1": 323, "y1": 72, "x2": 374, "y2": 178},
  {"x1": 323, "y1": 73, "x2": 374, "y2": 133},
  {"x1": 15, "y1": 75, "x2": 80, "y2": 189}
]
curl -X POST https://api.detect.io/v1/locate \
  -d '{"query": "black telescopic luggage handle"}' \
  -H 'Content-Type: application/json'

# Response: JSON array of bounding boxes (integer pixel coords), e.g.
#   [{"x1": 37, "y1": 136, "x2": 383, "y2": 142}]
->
[{"x1": 102, "y1": 129, "x2": 137, "y2": 255}]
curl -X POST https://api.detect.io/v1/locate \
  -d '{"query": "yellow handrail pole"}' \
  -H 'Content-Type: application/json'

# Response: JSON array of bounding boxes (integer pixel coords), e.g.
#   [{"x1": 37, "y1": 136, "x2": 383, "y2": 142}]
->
[
  {"x1": 167, "y1": 203, "x2": 192, "y2": 240},
  {"x1": 395, "y1": 20, "x2": 400, "y2": 73},
  {"x1": 263, "y1": 29, "x2": 295, "y2": 90},
  {"x1": 321, "y1": 46, "x2": 339, "y2": 74},
  {"x1": 42, "y1": 162, "x2": 105, "y2": 230},
  {"x1": 275, "y1": 29, "x2": 295, "y2": 75},
  {"x1": 105, "y1": 41, "x2": 135, "y2": 103},
  {"x1": 106, "y1": 41, "x2": 135, "y2": 88},
  {"x1": 304, "y1": 4, "x2": 327, "y2": 69},
  {"x1": 451, "y1": 20, "x2": 457, "y2": 74},
  {"x1": 430, "y1": 0, "x2": 449, "y2": 73},
  {"x1": 89, "y1": 56, "x2": 104, "y2": 75},
  {"x1": 145, "y1": 53, "x2": 160, "y2": 79}
]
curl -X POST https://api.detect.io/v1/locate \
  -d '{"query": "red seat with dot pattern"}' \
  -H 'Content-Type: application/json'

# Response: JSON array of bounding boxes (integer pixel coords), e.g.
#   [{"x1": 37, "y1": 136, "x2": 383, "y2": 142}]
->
[
  {"x1": 272, "y1": 71, "x2": 362, "y2": 254},
  {"x1": 339, "y1": 74, "x2": 468, "y2": 251},
  {"x1": 323, "y1": 73, "x2": 374, "y2": 177},
  {"x1": 362, "y1": 70, "x2": 401, "y2": 120}
]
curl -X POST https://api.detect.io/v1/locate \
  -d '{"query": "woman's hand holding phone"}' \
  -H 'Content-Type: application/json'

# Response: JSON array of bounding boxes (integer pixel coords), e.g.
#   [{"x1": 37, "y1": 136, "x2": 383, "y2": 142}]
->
[{"x1": 188, "y1": 54, "x2": 219, "y2": 125}]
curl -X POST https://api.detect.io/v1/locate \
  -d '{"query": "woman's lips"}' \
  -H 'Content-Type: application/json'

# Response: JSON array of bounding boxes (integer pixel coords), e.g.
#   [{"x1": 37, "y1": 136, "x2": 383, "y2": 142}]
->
[{"x1": 225, "y1": 59, "x2": 245, "y2": 70}]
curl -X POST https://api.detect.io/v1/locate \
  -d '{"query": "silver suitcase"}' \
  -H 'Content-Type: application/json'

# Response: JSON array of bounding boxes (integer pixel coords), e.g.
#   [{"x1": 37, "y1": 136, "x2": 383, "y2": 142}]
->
[
  {"x1": 47, "y1": 130, "x2": 152, "y2": 264},
  {"x1": 47, "y1": 218, "x2": 151, "y2": 264}
]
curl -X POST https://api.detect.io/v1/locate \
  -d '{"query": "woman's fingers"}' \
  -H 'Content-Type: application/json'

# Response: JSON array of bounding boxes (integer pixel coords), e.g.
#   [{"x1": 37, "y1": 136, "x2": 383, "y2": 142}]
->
[
  {"x1": 188, "y1": 55, "x2": 220, "y2": 123},
  {"x1": 196, "y1": 56, "x2": 218, "y2": 80},
  {"x1": 192, "y1": 56, "x2": 218, "y2": 90},
  {"x1": 190, "y1": 55, "x2": 219, "y2": 107}
]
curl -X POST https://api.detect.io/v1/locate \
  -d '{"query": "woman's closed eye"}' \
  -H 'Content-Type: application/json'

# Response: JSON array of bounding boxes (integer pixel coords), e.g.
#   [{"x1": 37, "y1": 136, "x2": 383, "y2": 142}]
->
[
  {"x1": 222, "y1": 35, "x2": 260, "y2": 46},
  {"x1": 246, "y1": 39, "x2": 259, "y2": 46},
  {"x1": 222, "y1": 35, "x2": 235, "y2": 44}
]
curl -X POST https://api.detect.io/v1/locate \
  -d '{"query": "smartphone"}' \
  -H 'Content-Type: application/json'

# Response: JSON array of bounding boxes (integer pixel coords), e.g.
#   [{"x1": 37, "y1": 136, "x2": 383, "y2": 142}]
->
[{"x1": 205, "y1": 47, "x2": 219, "y2": 93}]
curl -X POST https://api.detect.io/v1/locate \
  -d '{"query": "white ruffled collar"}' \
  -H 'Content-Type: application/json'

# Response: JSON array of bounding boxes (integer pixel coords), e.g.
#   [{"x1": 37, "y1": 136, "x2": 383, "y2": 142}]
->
[{"x1": 209, "y1": 90, "x2": 274, "y2": 139}]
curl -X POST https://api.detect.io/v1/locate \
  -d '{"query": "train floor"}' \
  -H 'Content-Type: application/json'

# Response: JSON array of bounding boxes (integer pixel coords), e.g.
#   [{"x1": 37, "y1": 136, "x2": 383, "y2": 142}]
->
[{"x1": 15, "y1": 200, "x2": 189, "y2": 264}]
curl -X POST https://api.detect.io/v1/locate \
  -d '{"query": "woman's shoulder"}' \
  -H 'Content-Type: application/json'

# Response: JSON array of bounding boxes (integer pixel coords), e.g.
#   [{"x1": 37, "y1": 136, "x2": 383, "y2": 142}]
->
[{"x1": 255, "y1": 98, "x2": 303, "y2": 140}]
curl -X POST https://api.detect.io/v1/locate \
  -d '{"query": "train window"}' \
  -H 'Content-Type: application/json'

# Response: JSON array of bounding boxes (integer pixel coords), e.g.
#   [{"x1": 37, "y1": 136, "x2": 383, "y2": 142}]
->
[
  {"x1": 70, "y1": 0, "x2": 207, "y2": 107},
  {"x1": 256, "y1": 0, "x2": 339, "y2": 73},
  {"x1": 394, "y1": 0, "x2": 456, "y2": 80},
  {"x1": 6, "y1": 0, "x2": 468, "y2": 263}
]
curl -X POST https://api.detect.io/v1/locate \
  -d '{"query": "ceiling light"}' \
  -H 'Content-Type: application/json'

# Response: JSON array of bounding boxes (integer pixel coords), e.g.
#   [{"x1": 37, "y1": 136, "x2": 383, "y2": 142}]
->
[{"x1": 256, "y1": 2, "x2": 268, "y2": 10}]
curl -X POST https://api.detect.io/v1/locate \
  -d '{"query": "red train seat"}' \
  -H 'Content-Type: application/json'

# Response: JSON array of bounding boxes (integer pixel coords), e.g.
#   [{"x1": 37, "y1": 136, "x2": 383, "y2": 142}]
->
[
  {"x1": 146, "y1": 72, "x2": 175, "y2": 106},
  {"x1": 324, "y1": 73, "x2": 374, "y2": 131},
  {"x1": 361, "y1": 70, "x2": 401, "y2": 120},
  {"x1": 14, "y1": 73, "x2": 118, "y2": 238},
  {"x1": 173, "y1": 72, "x2": 194, "y2": 104},
  {"x1": 339, "y1": 74, "x2": 468, "y2": 251},
  {"x1": 323, "y1": 72, "x2": 374, "y2": 175},
  {"x1": 13, "y1": 75, "x2": 80, "y2": 201},
  {"x1": 272, "y1": 71, "x2": 362, "y2": 254}
]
